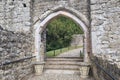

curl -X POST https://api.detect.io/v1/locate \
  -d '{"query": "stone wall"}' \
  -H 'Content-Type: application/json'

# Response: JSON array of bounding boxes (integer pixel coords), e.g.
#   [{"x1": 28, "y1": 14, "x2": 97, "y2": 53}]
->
[
  {"x1": 33, "y1": 0, "x2": 89, "y2": 23},
  {"x1": 91, "y1": 0, "x2": 120, "y2": 56},
  {"x1": 93, "y1": 55, "x2": 120, "y2": 80},
  {"x1": 0, "y1": 26, "x2": 34, "y2": 80},
  {"x1": 70, "y1": 34, "x2": 83, "y2": 47},
  {"x1": 0, "y1": 0, "x2": 32, "y2": 33},
  {"x1": 0, "y1": 0, "x2": 34, "y2": 80},
  {"x1": 91, "y1": 0, "x2": 120, "y2": 80}
]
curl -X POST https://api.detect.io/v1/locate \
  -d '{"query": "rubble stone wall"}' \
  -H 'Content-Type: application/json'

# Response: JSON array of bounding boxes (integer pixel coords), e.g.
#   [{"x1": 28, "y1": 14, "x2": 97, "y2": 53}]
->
[
  {"x1": 0, "y1": 26, "x2": 34, "y2": 80},
  {"x1": 91, "y1": 0, "x2": 120, "y2": 57},
  {"x1": 33, "y1": 0, "x2": 90, "y2": 23},
  {"x1": 91, "y1": 0, "x2": 120, "y2": 80},
  {"x1": 0, "y1": 0, "x2": 32, "y2": 33},
  {"x1": 93, "y1": 55, "x2": 120, "y2": 80}
]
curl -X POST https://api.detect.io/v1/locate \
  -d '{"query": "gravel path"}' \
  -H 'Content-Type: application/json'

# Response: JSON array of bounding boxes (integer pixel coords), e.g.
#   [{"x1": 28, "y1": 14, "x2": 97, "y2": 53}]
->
[
  {"x1": 26, "y1": 74, "x2": 94, "y2": 80},
  {"x1": 57, "y1": 48, "x2": 83, "y2": 57}
]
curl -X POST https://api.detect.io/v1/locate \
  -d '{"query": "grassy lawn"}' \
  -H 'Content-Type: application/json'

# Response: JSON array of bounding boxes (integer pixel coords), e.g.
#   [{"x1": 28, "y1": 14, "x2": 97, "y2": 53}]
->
[{"x1": 46, "y1": 46, "x2": 83, "y2": 57}]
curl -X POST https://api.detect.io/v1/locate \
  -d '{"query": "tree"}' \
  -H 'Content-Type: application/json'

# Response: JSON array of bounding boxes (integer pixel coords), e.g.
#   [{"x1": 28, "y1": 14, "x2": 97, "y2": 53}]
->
[{"x1": 46, "y1": 16, "x2": 84, "y2": 51}]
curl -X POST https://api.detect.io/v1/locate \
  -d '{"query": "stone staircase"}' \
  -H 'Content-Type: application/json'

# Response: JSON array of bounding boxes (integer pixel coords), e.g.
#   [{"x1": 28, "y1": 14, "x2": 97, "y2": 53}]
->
[{"x1": 44, "y1": 57, "x2": 83, "y2": 74}]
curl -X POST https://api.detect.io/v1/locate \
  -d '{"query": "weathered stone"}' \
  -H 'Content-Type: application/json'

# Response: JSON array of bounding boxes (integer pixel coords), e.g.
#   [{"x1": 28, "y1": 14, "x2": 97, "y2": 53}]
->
[
  {"x1": 103, "y1": 26, "x2": 111, "y2": 31},
  {"x1": 79, "y1": 62, "x2": 91, "y2": 78},
  {"x1": 93, "y1": 56, "x2": 120, "y2": 80},
  {"x1": 91, "y1": 0, "x2": 120, "y2": 79},
  {"x1": 0, "y1": 26, "x2": 33, "y2": 80}
]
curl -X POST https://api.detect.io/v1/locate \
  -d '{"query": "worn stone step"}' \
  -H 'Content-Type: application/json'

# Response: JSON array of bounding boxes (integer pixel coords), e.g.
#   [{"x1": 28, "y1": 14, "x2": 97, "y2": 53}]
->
[
  {"x1": 44, "y1": 64, "x2": 79, "y2": 70},
  {"x1": 45, "y1": 61, "x2": 80, "y2": 65},
  {"x1": 44, "y1": 69, "x2": 80, "y2": 74},
  {"x1": 46, "y1": 57, "x2": 83, "y2": 61},
  {"x1": 44, "y1": 57, "x2": 82, "y2": 74}
]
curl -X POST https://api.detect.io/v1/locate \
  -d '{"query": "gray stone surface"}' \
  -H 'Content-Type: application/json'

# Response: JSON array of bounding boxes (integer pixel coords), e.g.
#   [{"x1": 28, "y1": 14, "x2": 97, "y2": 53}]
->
[
  {"x1": 33, "y1": 0, "x2": 89, "y2": 23},
  {"x1": 0, "y1": 26, "x2": 34, "y2": 80},
  {"x1": 93, "y1": 55, "x2": 120, "y2": 80},
  {"x1": 91, "y1": 0, "x2": 120, "y2": 79},
  {"x1": 25, "y1": 73, "x2": 94, "y2": 80},
  {"x1": 0, "y1": 0, "x2": 32, "y2": 33},
  {"x1": 44, "y1": 57, "x2": 83, "y2": 75},
  {"x1": 91, "y1": 0, "x2": 120, "y2": 56}
]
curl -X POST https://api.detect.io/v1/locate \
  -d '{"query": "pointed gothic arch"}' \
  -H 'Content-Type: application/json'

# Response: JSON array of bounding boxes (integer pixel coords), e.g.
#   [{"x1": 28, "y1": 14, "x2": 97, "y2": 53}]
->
[{"x1": 33, "y1": 6, "x2": 90, "y2": 62}]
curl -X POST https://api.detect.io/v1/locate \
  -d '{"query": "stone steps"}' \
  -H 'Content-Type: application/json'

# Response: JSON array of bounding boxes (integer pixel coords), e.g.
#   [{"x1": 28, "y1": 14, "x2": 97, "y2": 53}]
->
[
  {"x1": 45, "y1": 64, "x2": 79, "y2": 70},
  {"x1": 45, "y1": 61, "x2": 80, "y2": 65},
  {"x1": 44, "y1": 57, "x2": 83, "y2": 74},
  {"x1": 44, "y1": 69, "x2": 80, "y2": 74},
  {"x1": 46, "y1": 57, "x2": 83, "y2": 61}
]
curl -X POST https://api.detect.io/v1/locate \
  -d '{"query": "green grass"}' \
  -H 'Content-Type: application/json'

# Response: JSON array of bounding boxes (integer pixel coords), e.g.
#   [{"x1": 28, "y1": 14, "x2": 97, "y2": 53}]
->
[{"x1": 46, "y1": 46, "x2": 83, "y2": 57}]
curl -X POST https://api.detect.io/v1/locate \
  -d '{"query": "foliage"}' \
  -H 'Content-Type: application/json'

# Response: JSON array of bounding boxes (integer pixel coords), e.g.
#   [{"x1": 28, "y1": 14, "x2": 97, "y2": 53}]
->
[{"x1": 46, "y1": 16, "x2": 83, "y2": 51}]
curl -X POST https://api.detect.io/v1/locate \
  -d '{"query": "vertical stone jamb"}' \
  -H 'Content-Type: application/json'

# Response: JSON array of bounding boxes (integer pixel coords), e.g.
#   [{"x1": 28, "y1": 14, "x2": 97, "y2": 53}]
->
[{"x1": 34, "y1": 24, "x2": 45, "y2": 75}]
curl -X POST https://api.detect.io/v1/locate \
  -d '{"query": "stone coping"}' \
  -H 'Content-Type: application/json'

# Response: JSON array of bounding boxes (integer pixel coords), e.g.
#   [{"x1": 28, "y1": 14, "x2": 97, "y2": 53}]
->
[
  {"x1": 33, "y1": 61, "x2": 45, "y2": 65},
  {"x1": 78, "y1": 62, "x2": 91, "y2": 66}
]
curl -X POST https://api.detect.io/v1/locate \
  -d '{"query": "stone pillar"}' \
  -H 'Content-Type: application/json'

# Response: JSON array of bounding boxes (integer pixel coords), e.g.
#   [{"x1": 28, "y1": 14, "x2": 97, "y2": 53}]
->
[
  {"x1": 34, "y1": 26, "x2": 45, "y2": 75},
  {"x1": 84, "y1": 32, "x2": 90, "y2": 62},
  {"x1": 79, "y1": 62, "x2": 91, "y2": 78},
  {"x1": 84, "y1": 38, "x2": 89, "y2": 62},
  {"x1": 34, "y1": 62, "x2": 45, "y2": 75},
  {"x1": 35, "y1": 27, "x2": 41, "y2": 61}
]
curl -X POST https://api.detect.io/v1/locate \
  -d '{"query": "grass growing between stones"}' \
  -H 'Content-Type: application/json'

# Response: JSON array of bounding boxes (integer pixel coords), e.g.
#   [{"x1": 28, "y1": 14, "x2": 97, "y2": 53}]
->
[{"x1": 46, "y1": 46, "x2": 83, "y2": 57}]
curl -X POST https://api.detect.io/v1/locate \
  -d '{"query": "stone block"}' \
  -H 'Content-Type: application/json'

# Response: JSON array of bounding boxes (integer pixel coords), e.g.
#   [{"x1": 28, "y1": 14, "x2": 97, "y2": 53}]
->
[
  {"x1": 34, "y1": 62, "x2": 45, "y2": 75},
  {"x1": 79, "y1": 62, "x2": 91, "y2": 78},
  {"x1": 34, "y1": 65, "x2": 44, "y2": 75}
]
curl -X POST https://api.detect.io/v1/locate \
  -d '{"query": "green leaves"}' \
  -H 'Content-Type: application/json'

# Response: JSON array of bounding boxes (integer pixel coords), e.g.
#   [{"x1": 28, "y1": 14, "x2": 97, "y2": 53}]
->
[{"x1": 46, "y1": 16, "x2": 83, "y2": 51}]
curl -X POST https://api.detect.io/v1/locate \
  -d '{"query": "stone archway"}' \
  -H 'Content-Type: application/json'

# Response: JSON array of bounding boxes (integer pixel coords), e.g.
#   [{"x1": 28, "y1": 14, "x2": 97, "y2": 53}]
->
[{"x1": 34, "y1": 6, "x2": 90, "y2": 63}]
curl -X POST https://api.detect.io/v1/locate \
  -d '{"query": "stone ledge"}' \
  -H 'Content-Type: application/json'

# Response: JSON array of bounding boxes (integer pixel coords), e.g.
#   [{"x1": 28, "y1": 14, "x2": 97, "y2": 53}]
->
[
  {"x1": 78, "y1": 62, "x2": 91, "y2": 66},
  {"x1": 33, "y1": 61, "x2": 45, "y2": 65}
]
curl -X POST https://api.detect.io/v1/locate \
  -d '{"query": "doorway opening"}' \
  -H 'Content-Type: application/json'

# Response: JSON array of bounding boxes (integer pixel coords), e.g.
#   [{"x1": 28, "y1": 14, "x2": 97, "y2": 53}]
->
[
  {"x1": 34, "y1": 9, "x2": 90, "y2": 63},
  {"x1": 44, "y1": 16, "x2": 84, "y2": 58}
]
